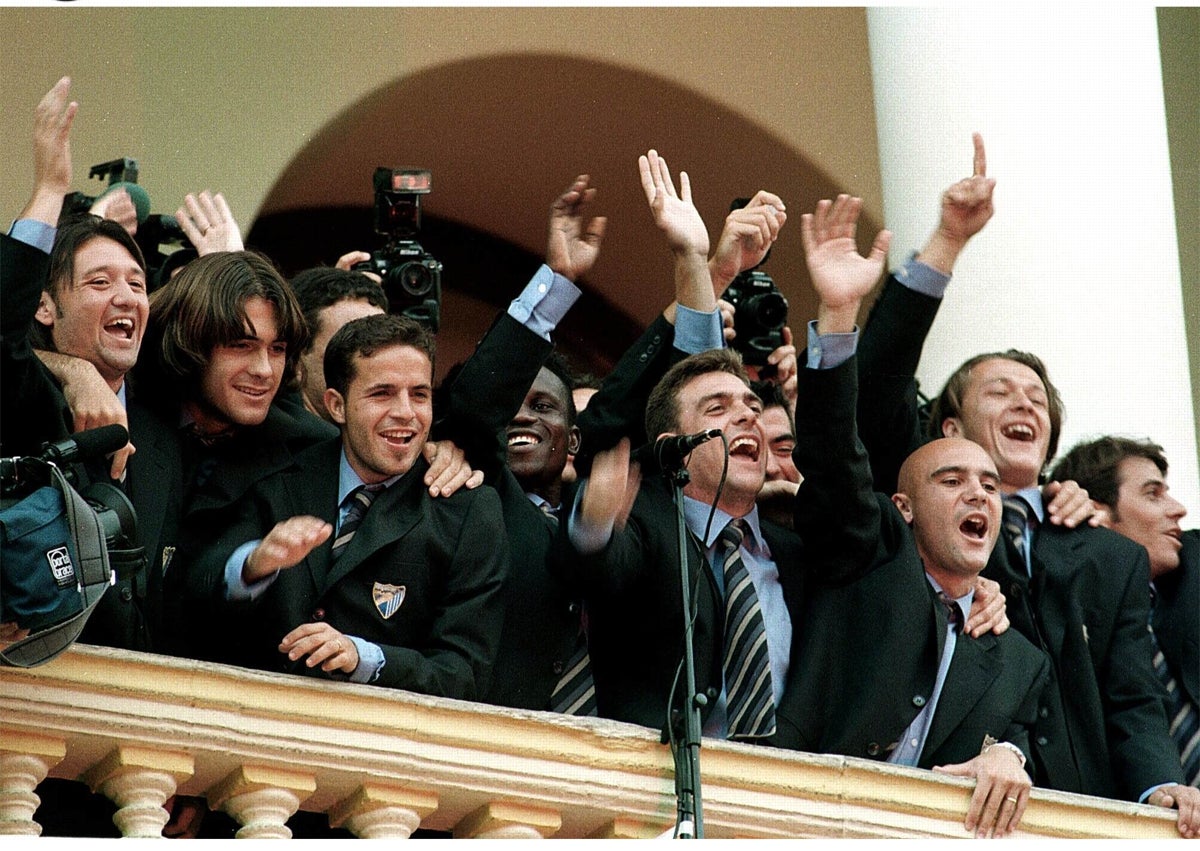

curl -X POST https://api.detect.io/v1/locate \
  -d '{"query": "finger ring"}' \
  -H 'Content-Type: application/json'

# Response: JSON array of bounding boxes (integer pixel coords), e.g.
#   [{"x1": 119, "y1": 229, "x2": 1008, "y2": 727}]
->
[{"x1": 1005, "y1": 796, "x2": 1018, "y2": 804}]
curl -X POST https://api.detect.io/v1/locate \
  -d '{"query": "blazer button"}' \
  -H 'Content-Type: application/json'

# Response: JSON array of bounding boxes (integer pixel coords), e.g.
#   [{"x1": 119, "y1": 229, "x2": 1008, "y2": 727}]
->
[
  {"x1": 1009, "y1": 584, "x2": 1022, "y2": 599},
  {"x1": 119, "y1": 587, "x2": 132, "y2": 602},
  {"x1": 638, "y1": 353, "x2": 648, "y2": 363},
  {"x1": 912, "y1": 695, "x2": 926, "y2": 708},
  {"x1": 312, "y1": 608, "x2": 326, "y2": 621},
  {"x1": 1036, "y1": 736, "x2": 1049, "y2": 747},
  {"x1": 866, "y1": 742, "x2": 881, "y2": 757},
  {"x1": 652, "y1": 335, "x2": 662, "y2": 345},
  {"x1": 706, "y1": 687, "x2": 719, "y2": 700},
  {"x1": 567, "y1": 602, "x2": 580, "y2": 615},
  {"x1": 1038, "y1": 706, "x2": 1049, "y2": 719},
  {"x1": 552, "y1": 660, "x2": 565, "y2": 675}
]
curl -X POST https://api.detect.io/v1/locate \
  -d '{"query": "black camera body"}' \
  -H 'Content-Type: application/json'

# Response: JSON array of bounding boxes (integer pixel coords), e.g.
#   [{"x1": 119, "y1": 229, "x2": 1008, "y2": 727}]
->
[
  {"x1": 353, "y1": 167, "x2": 443, "y2": 331},
  {"x1": 722, "y1": 197, "x2": 789, "y2": 367},
  {"x1": 724, "y1": 269, "x2": 788, "y2": 367}
]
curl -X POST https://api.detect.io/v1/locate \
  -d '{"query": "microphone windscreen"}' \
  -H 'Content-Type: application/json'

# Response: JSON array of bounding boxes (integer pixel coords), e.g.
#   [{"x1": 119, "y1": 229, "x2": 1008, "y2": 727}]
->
[
  {"x1": 102, "y1": 181, "x2": 152, "y2": 224},
  {"x1": 72, "y1": 424, "x2": 130, "y2": 460}
]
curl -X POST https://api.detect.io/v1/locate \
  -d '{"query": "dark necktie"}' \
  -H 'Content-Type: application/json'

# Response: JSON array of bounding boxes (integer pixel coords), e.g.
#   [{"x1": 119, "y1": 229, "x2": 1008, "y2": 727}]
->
[
  {"x1": 937, "y1": 591, "x2": 965, "y2": 634},
  {"x1": 543, "y1": 501, "x2": 598, "y2": 716},
  {"x1": 1002, "y1": 495, "x2": 1033, "y2": 576},
  {"x1": 1148, "y1": 587, "x2": 1200, "y2": 786},
  {"x1": 331, "y1": 485, "x2": 382, "y2": 561},
  {"x1": 719, "y1": 519, "x2": 777, "y2": 740}
]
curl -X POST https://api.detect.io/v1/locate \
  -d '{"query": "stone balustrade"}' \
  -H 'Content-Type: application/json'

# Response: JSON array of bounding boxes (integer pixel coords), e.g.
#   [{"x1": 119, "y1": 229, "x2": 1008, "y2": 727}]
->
[{"x1": 0, "y1": 644, "x2": 1181, "y2": 838}]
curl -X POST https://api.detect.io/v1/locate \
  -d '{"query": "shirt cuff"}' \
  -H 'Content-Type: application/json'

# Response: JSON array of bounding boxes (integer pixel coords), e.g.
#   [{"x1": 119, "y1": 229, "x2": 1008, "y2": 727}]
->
[
  {"x1": 894, "y1": 253, "x2": 951, "y2": 299},
  {"x1": 805, "y1": 320, "x2": 859, "y2": 369},
  {"x1": 674, "y1": 305, "x2": 723, "y2": 354},
  {"x1": 506, "y1": 264, "x2": 582, "y2": 341},
  {"x1": 8, "y1": 219, "x2": 56, "y2": 254},
  {"x1": 1139, "y1": 782, "x2": 1176, "y2": 804},
  {"x1": 347, "y1": 637, "x2": 385, "y2": 683},
  {"x1": 567, "y1": 481, "x2": 614, "y2": 555},
  {"x1": 224, "y1": 541, "x2": 279, "y2": 601}
]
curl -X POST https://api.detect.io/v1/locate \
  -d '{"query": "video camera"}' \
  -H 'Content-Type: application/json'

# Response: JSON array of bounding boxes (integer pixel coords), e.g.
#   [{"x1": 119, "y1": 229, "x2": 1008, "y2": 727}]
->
[
  {"x1": 62, "y1": 157, "x2": 193, "y2": 290},
  {"x1": 0, "y1": 425, "x2": 143, "y2": 666},
  {"x1": 353, "y1": 167, "x2": 444, "y2": 331},
  {"x1": 722, "y1": 197, "x2": 789, "y2": 368}
]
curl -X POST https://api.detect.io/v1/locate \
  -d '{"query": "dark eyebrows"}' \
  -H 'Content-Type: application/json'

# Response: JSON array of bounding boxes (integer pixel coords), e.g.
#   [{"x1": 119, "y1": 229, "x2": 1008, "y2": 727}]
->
[{"x1": 930, "y1": 464, "x2": 1001, "y2": 485}]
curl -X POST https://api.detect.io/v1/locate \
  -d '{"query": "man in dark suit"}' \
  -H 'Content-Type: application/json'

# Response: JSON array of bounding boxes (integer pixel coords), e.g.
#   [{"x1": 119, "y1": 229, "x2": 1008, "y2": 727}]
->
[
  {"x1": 1050, "y1": 436, "x2": 1198, "y2": 787},
  {"x1": 1, "y1": 76, "x2": 181, "y2": 656},
  {"x1": 763, "y1": 193, "x2": 1044, "y2": 838},
  {"x1": 853, "y1": 134, "x2": 1200, "y2": 833},
  {"x1": 189, "y1": 314, "x2": 507, "y2": 700}
]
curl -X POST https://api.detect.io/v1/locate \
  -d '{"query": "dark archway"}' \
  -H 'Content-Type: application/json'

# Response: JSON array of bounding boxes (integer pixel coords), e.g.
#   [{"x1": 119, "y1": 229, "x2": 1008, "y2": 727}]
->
[{"x1": 247, "y1": 53, "x2": 883, "y2": 379}]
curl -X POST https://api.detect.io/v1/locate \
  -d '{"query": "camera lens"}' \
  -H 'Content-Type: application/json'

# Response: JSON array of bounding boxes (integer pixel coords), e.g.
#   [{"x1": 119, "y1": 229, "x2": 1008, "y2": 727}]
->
[
  {"x1": 746, "y1": 292, "x2": 788, "y2": 332},
  {"x1": 390, "y1": 261, "x2": 434, "y2": 297}
]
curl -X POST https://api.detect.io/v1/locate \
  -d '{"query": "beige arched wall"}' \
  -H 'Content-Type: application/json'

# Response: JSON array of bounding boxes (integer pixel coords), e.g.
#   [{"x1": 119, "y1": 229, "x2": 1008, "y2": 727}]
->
[{"x1": 1, "y1": 6, "x2": 883, "y2": 372}]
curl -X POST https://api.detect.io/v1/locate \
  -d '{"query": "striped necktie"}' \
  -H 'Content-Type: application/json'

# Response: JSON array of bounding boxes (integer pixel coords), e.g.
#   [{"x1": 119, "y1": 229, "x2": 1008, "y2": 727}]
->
[
  {"x1": 543, "y1": 501, "x2": 598, "y2": 716},
  {"x1": 719, "y1": 519, "x2": 777, "y2": 740},
  {"x1": 331, "y1": 485, "x2": 382, "y2": 561},
  {"x1": 1149, "y1": 587, "x2": 1200, "y2": 786},
  {"x1": 1002, "y1": 495, "x2": 1033, "y2": 575}
]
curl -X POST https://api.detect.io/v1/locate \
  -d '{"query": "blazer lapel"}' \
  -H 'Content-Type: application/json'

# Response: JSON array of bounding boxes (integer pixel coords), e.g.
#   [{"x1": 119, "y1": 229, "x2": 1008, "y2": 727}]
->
[
  {"x1": 922, "y1": 630, "x2": 1001, "y2": 760},
  {"x1": 322, "y1": 463, "x2": 425, "y2": 590}
]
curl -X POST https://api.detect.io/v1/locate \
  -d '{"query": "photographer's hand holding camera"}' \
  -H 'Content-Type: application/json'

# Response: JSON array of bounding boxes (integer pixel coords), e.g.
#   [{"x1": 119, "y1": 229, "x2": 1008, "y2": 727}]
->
[{"x1": 709, "y1": 189, "x2": 787, "y2": 294}]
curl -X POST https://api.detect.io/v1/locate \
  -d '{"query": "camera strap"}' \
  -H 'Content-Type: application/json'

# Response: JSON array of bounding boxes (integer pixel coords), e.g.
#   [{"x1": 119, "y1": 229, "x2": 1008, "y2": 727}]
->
[{"x1": 1, "y1": 461, "x2": 114, "y2": 667}]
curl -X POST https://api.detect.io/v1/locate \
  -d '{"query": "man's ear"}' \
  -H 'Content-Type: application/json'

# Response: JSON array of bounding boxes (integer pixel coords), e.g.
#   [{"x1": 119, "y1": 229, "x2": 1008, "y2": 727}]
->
[
  {"x1": 942, "y1": 417, "x2": 963, "y2": 439},
  {"x1": 891, "y1": 492, "x2": 914, "y2": 524},
  {"x1": 35, "y1": 292, "x2": 57, "y2": 328},
  {"x1": 567, "y1": 425, "x2": 582, "y2": 455},
  {"x1": 324, "y1": 388, "x2": 347, "y2": 425},
  {"x1": 1092, "y1": 501, "x2": 1115, "y2": 528}
]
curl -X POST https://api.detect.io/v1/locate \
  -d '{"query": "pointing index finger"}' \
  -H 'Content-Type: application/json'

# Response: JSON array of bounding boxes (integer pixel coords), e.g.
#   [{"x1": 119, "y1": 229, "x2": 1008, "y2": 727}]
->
[{"x1": 972, "y1": 132, "x2": 987, "y2": 177}]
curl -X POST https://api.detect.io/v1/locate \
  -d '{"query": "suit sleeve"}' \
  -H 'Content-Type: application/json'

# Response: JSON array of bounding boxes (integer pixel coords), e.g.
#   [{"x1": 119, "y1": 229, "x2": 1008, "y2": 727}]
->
[
  {"x1": 434, "y1": 312, "x2": 552, "y2": 480},
  {"x1": 373, "y1": 486, "x2": 509, "y2": 700},
  {"x1": 1101, "y1": 543, "x2": 1187, "y2": 797},
  {"x1": 856, "y1": 274, "x2": 942, "y2": 494},
  {"x1": 792, "y1": 356, "x2": 891, "y2": 587},
  {"x1": 0, "y1": 232, "x2": 71, "y2": 456},
  {"x1": 572, "y1": 315, "x2": 680, "y2": 478}
]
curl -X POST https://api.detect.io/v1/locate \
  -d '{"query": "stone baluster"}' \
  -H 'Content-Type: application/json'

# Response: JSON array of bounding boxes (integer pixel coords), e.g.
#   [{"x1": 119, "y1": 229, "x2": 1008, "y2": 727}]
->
[
  {"x1": 328, "y1": 782, "x2": 438, "y2": 839},
  {"x1": 81, "y1": 745, "x2": 194, "y2": 838},
  {"x1": 207, "y1": 764, "x2": 316, "y2": 839},
  {"x1": 0, "y1": 730, "x2": 66, "y2": 836},
  {"x1": 454, "y1": 801, "x2": 561, "y2": 839}
]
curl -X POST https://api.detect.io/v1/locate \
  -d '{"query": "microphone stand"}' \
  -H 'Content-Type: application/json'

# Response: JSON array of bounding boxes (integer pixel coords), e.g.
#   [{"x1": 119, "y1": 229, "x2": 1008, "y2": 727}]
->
[{"x1": 664, "y1": 460, "x2": 705, "y2": 839}]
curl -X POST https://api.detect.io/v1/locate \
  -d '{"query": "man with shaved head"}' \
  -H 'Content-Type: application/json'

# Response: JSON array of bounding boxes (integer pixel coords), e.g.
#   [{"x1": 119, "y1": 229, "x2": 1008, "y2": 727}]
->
[{"x1": 770, "y1": 195, "x2": 1048, "y2": 838}]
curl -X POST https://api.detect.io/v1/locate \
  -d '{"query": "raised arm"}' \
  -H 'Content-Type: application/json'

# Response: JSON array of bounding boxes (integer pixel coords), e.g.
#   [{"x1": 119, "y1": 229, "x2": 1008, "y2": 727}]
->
[{"x1": 17, "y1": 76, "x2": 76, "y2": 227}]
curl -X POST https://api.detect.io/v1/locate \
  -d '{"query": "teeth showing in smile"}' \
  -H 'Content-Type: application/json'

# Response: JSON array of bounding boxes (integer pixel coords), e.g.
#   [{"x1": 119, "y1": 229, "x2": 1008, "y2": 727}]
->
[
  {"x1": 383, "y1": 431, "x2": 415, "y2": 445},
  {"x1": 1002, "y1": 424, "x2": 1035, "y2": 442},
  {"x1": 960, "y1": 516, "x2": 988, "y2": 539},
  {"x1": 508, "y1": 434, "x2": 540, "y2": 447},
  {"x1": 729, "y1": 436, "x2": 760, "y2": 459},
  {"x1": 105, "y1": 318, "x2": 134, "y2": 339}
]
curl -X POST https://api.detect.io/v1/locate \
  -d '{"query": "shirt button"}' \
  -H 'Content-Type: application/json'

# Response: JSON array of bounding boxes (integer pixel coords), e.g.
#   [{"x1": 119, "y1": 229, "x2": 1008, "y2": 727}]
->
[
  {"x1": 912, "y1": 695, "x2": 926, "y2": 708},
  {"x1": 537, "y1": 284, "x2": 547, "y2": 294},
  {"x1": 552, "y1": 661, "x2": 565, "y2": 675},
  {"x1": 910, "y1": 738, "x2": 919, "y2": 748},
  {"x1": 312, "y1": 609, "x2": 326, "y2": 621}
]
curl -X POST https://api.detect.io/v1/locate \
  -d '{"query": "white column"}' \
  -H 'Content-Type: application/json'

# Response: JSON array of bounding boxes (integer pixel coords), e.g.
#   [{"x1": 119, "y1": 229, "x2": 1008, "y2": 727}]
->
[{"x1": 867, "y1": 7, "x2": 1199, "y2": 515}]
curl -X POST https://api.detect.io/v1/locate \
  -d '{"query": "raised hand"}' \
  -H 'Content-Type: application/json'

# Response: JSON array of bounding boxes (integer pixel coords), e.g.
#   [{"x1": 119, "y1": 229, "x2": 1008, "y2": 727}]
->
[
  {"x1": 919, "y1": 133, "x2": 996, "y2": 274},
  {"x1": 175, "y1": 191, "x2": 244, "y2": 255},
  {"x1": 22, "y1": 75, "x2": 78, "y2": 225},
  {"x1": 243, "y1": 516, "x2": 332, "y2": 584},
  {"x1": 545, "y1": 174, "x2": 607, "y2": 282},
  {"x1": 89, "y1": 188, "x2": 138, "y2": 237},
  {"x1": 580, "y1": 438, "x2": 641, "y2": 535},
  {"x1": 801, "y1": 194, "x2": 891, "y2": 332},
  {"x1": 638, "y1": 150, "x2": 708, "y2": 259},
  {"x1": 710, "y1": 190, "x2": 787, "y2": 291}
]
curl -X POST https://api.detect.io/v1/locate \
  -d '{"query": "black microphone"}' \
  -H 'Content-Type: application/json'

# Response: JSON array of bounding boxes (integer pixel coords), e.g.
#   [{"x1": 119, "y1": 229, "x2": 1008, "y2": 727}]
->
[
  {"x1": 39, "y1": 425, "x2": 130, "y2": 466},
  {"x1": 634, "y1": 429, "x2": 723, "y2": 473}
]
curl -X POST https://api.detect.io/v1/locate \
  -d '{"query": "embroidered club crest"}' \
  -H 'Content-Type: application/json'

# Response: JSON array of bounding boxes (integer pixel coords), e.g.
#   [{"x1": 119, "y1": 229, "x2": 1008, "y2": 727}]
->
[{"x1": 373, "y1": 583, "x2": 406, "y2": 620}]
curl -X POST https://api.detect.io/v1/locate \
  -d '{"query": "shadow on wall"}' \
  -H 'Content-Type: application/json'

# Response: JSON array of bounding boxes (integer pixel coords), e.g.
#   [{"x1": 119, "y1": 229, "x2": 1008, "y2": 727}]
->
[{"x1": 248, "y1": 53, "x2": 882, "y2": 376}]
